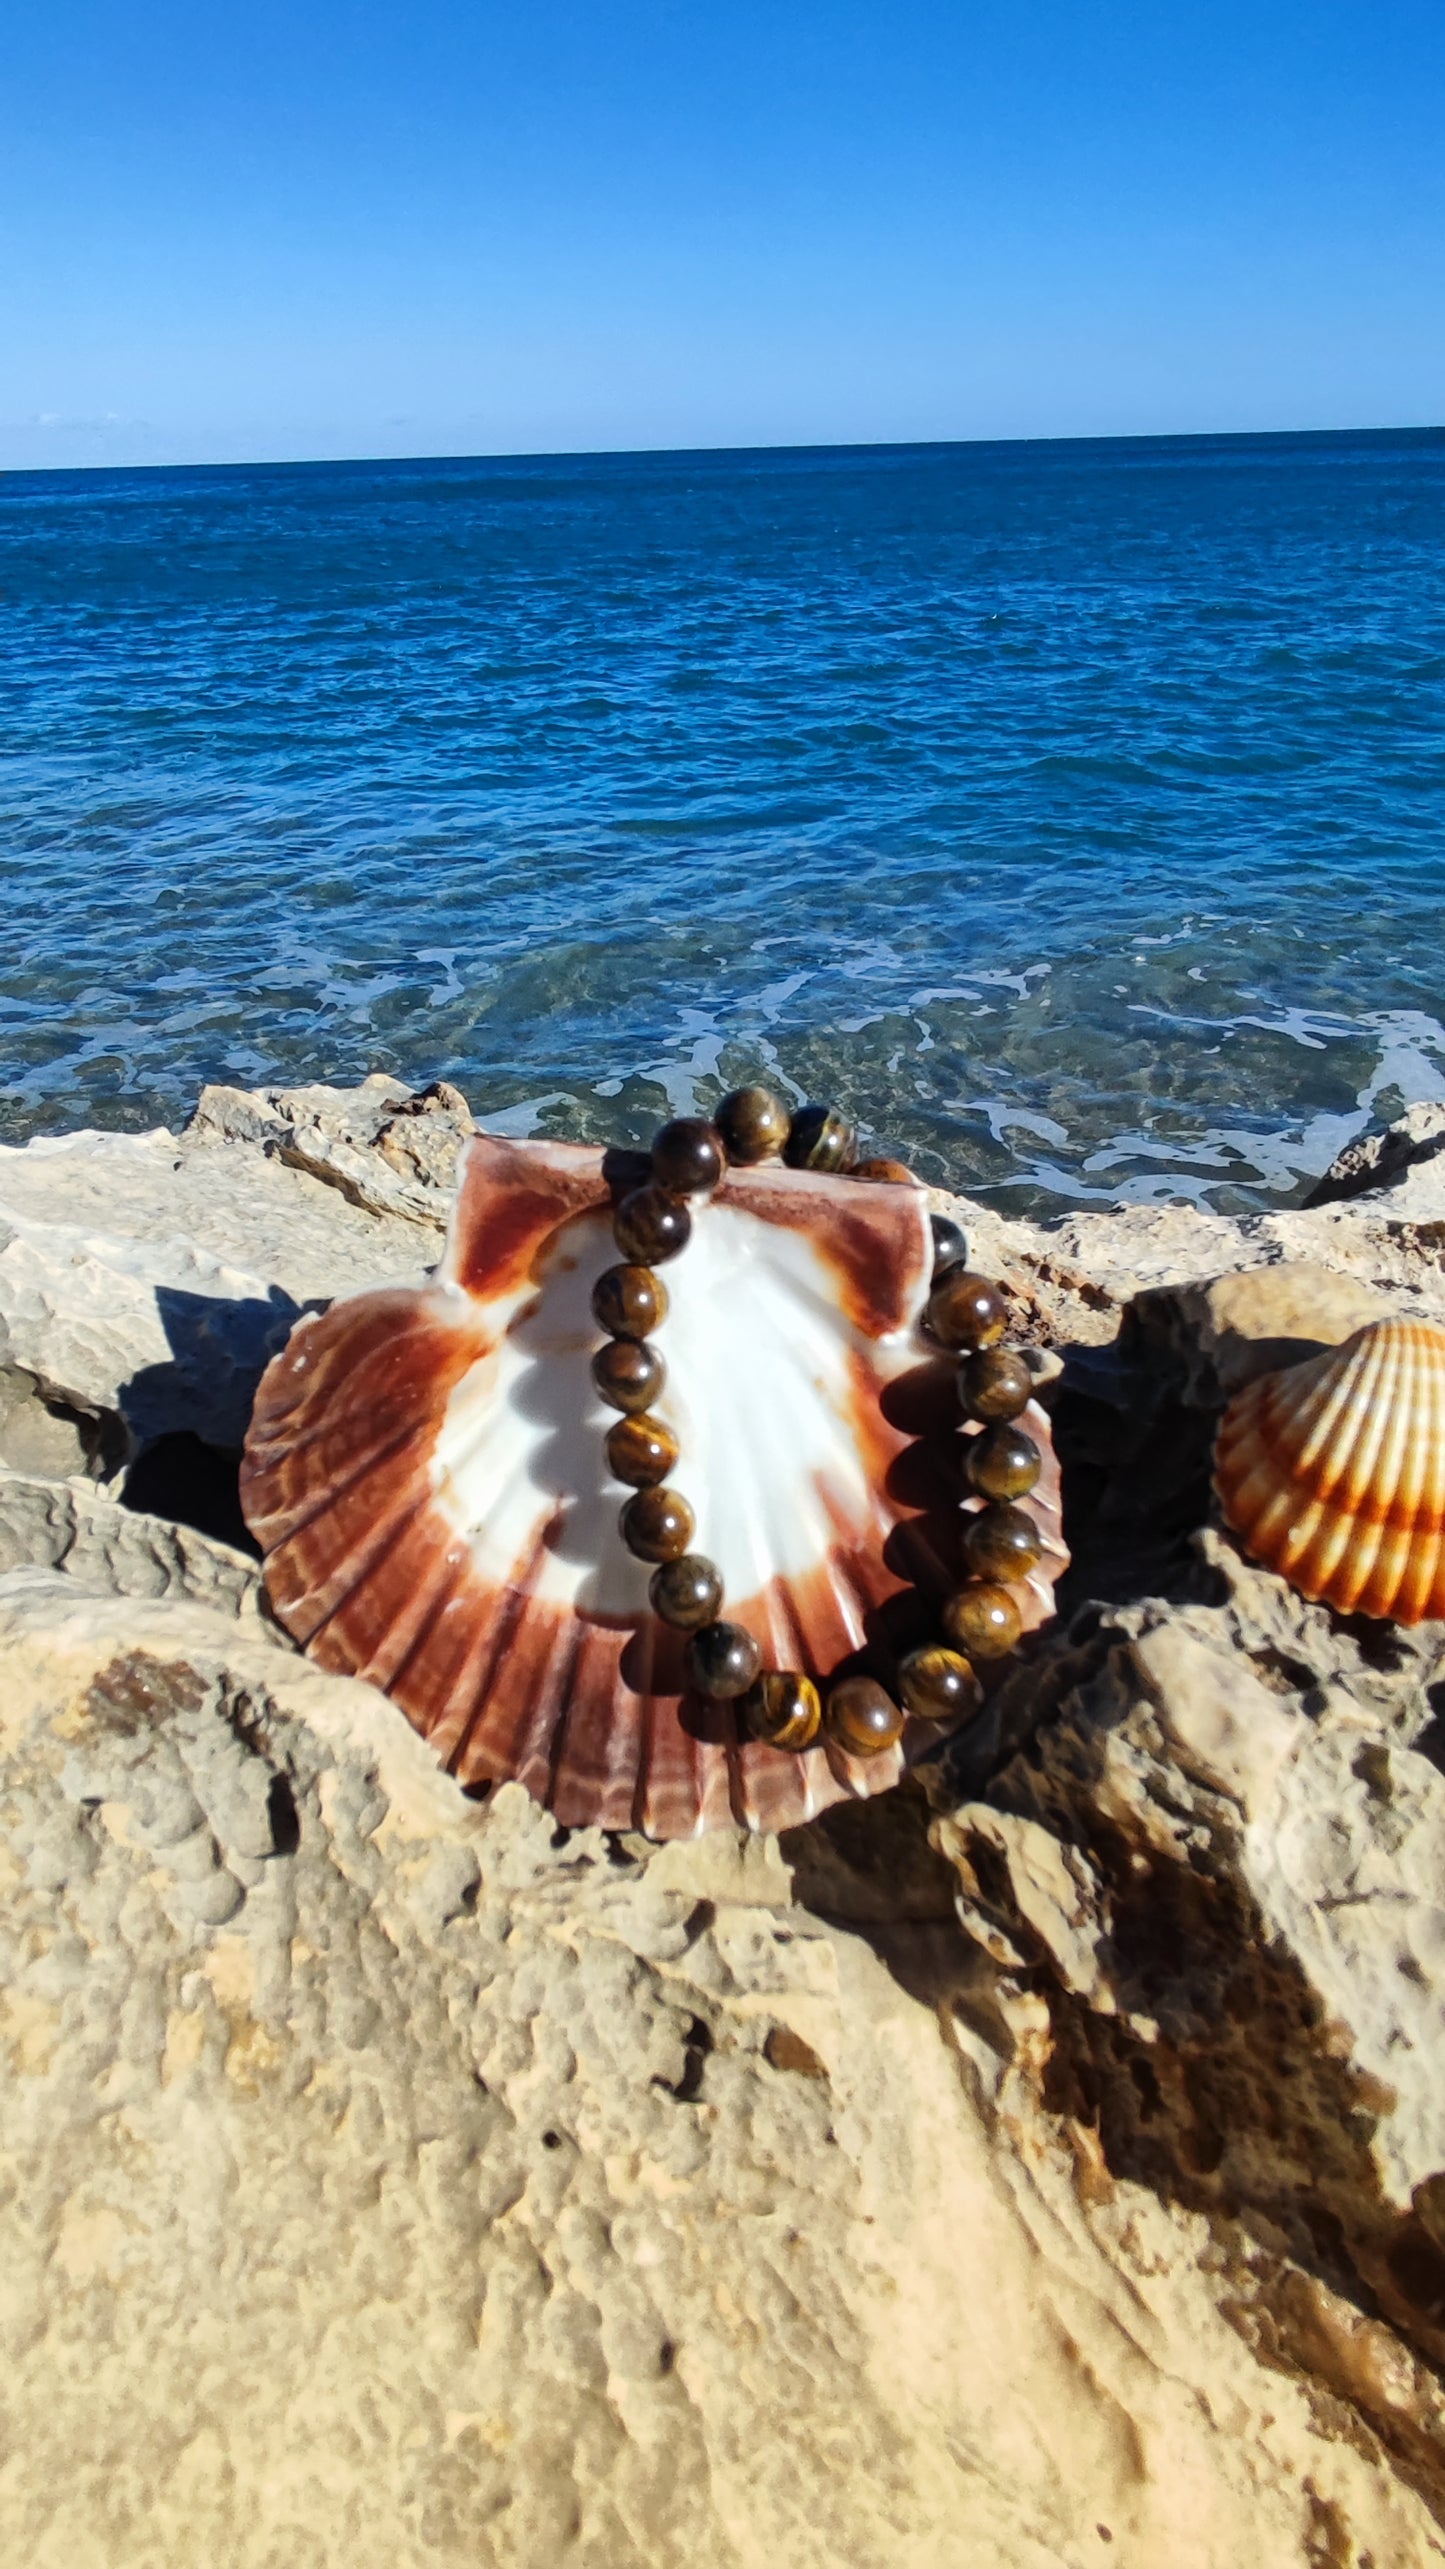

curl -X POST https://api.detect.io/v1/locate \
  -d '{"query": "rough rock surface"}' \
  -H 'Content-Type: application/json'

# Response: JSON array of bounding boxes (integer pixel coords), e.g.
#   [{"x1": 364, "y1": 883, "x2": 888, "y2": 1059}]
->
[
  {"x1": 1119, "y1": 1261, "x2": 1398, "y2": 1404},
  {"x1": 957, "y1": 1097, "x2": 1445, "y2": 1353},
  {"x1": 3, "y1": 1084, "x2": 1445, "y2": 2565},
  {"x1": 2, "y1": 1570, "x2": 1438, "y2": 2569},
  {"x1": 0, "y1": 1084, "x2": 434, "y2": 1463},
  {"x1": 1306, "y1": 1102, "x2": 1445, "y2": 1212},
  {"x1": 937, "y1": 1532, "x2": 1445, "y2": 2515},
  {"x1": 0, "y1": 1467, "x2": 261, "y2": 1619},
  {"x1": 188, "y1": 1071, "x2": 476, "y2": 1228}
]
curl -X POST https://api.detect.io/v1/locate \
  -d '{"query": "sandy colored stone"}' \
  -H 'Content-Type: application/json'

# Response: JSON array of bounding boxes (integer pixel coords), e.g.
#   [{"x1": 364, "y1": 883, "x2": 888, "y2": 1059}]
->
[
  {"x1": 0, "y1": 1568, "x2": 1438, "y2": 2569},
  {"x1": 938, "y1": 1546, "x2": 1445, "y2": 2451},
  {"x1": 0, "y1": 1468, "x2": 261, "y2": 1618},
  {"x1": 938, "y1": 1109, "x2": 1445, "y2": 1351},
  {"x1": 0, "y1": 1364, "x2": 108, "y2": 1479},
  {"x1": 0, "y1": 1100, "x2": 433, "y2": 1460},
  {"x1": 1121, "y1": 1259, "x2": 1398, "y2": 1404},
  {"x1": 188, "y1": 1071, "x2": 475, "y2": 1227},
  {"x1": 1307, "y1": 1101, "x2": 1445, "y2": 1210}
]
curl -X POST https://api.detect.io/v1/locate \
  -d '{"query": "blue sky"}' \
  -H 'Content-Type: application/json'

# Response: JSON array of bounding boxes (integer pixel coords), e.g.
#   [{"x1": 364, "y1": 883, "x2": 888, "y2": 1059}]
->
[{"x1": 3, "y1": 0, "x2": 1443, "y2": 467}]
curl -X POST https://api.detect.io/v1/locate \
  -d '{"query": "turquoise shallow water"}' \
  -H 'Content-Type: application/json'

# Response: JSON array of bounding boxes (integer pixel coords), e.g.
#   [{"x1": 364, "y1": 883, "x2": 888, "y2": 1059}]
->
[{"x1": 2, "y1": 428, "x2": 1443, "y2": 1214}]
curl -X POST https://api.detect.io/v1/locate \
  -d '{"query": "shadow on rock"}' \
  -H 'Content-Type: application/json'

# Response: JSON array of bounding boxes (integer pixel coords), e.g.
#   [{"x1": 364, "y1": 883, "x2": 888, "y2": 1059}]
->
[
  {"x1": 118, "y1": 1282, "x2": 315, "y2": 1553},
  {"x1": 934, "y1": 1574, "x2": 1445, "y2": 2513}
]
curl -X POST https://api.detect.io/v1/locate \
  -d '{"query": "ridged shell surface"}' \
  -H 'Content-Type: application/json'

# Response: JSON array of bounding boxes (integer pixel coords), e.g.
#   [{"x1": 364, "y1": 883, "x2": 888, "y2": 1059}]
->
[
  {"x1": 1214, "y1": 1316, "x2": 1445, "y2": 1622},
  {"x1": 241, "y1": 1133, "x2": 1068, "y2": 1835}
]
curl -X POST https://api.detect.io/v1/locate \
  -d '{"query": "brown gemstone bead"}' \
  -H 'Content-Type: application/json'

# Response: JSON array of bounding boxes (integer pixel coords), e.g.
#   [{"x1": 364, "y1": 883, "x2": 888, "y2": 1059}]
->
[
  {"x1": 963, "y1": 1503, "x2": 1043, "y2": 1582},
  {"x1": 592, "y1": 1263, "x2": 668, "y2": 1340},
  {"x1": 651, "y1": 1116, "x2": 725, "y2": 1196},
  {"x1": 852, "y1": 1156, "x2": 915, "y2": 1184},
  {"x1": 683, "y1": 1620, "x2": 762, "y2": 1699},
  {"x1": 591, "y1": 1338, "x2": 664, "y2": 1415},
  {"x1": 620, "y1": 1486, "x2": 695, "y2": 1562},
  {"x1": 613, "y1": 1185, "x2": 691, "y2": 1265},
  {"x1": 741, "y1": 1671, "x2": 822, "y2": 1751},
  {"x1": 715, "y1": 1084, "x2": 789, "y2": 1164},
  {"x1": 942, "y1": 1581, "x2": 1023, "y2": 1659},
  {"x1": 927, "y1": 1270, "x2": 1007, "y2": 1352},
  {"x1": 824, "y1": 1674, "x2": 904, "y2": 1759},
  {"x1": 649, "y1": 1553, "x2": 724, "y2": 1631},
  {"x1": 784, "y1": 1102, "x2": 857, "y2": 1172},
  {"x1": 966, "y1": 1423, "x2": 1042, "y2": 1502},
  {"x1": 604, "y1": 1411, "x2": 679, "y2": 1489},
  {"x1": 957, "y1": 1345, "x2": 1033, "y2": 1423},
  {"x1": 896, "y1": 1644, "x2": 983, "y2": 1728},
  {"x1": 930, "y1": 1213, "x2": 970, "y2": 1281}
]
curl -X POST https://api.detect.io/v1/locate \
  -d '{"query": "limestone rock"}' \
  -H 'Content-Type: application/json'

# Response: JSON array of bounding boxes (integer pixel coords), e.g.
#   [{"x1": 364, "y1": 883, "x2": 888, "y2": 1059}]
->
[
  {"x1": 0, "y1": 1363, "x2": 119, "y2": 1479},
  {"x1": 1121, "y1": 1260, "x2": 1398, "y2": 1405},
  {"x1": 943, "y1": 1157, "x2": 1445, "y2": 1356},
  {"x1": 0, "y1": 1469, "x2": 261, "y2": 1619},
  {"x1": 5, "y1": 1080, "x2": 1443, "y2": 1493},
  {"x1": 0, "y1": 1568, "x2": 1439, "y2": 2568},
  {"x1": 937, "y1": 1556, "x2": 1445, "y2": 2476},
  {"x1": 1306, "y1": 1102, "x2": 1445, "y2": 1210},
  {"x1": 188, "y1": 1072, "x2": 476, "y2": 1228},
  {"x1": 0, "y1": 1103, "x2": 431, "y2": 1464}
]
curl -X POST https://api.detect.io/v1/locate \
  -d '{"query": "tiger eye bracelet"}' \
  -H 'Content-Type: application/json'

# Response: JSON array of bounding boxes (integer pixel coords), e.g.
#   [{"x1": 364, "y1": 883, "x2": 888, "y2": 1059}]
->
[{"x1": 589, "y1": 1087, "x2": 1046, "y2": 1762}]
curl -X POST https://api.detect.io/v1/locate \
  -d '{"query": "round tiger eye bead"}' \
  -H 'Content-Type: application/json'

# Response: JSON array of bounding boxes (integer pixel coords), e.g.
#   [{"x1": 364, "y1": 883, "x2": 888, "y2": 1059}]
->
[
  {"x1": 784, "y1": 1102, "x2": 857, "y2": 1173},
  {"x1": 942, "y1": 1581, "x2": 1023, "y2": 1659},
  {"x1": 930, "y1": 1214, "x2": 970, "y2": 1280},
  {"x1": 651, "y1": 1116, "x2": 725, "y2": 1196},
  {"x1": 613, "y1": 1186, "x2": 691, "y2": 1265},
  {"x1": 715, "y1": 1085, "x2": 789, "y2": 1165},
  {"x1": 958, "y1": 1345, "x2": 1033, "y2": 1423},
  {"x1": 741, "y1": 1671, "x2": 822, "y2": 1751},
  {"x1": 649, "y1": 1553, "x2": 724, "y2": 1631},
  {"x1": 620, "y1": 1486, "x2": 695, "y2": 1562},
  {"x1": 684, "y1": 1620, "x2": 762, "y2": 1700},
  {"x1": 591, "y1": 1338, "x2": 664, "y2": 1415},
  {"x1": 963, "y1": 1503, "x2": 1043, "y2": 1583},
  {"x1": 852, "y1": 1156, "x2": 915, "y2": 1184},
  {"x1": 927, "y1": 1270, "x2": 1007, "y2": 1352},
  {"x1": 592, "y1": 1263, "x2": 668, "y2": 1341},
  {"x1": 605, "y1": 1411, "x2": 679, "y2": 1489},
  {"x1": 824, "y1": 1675, "x2": 904, "y2": 1759},
  {"x1": 966, "y1": 1423, "x2": 1042, "y2": 1502},
  {"x1": 896, "y1": 1644, "x2": 982, "y2": 1728}
]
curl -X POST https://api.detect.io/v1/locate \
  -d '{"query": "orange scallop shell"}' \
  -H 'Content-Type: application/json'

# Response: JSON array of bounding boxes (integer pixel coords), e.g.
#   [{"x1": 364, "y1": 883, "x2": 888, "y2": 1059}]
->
[
  {"x1": 240, "y1": 1132, "x2": 1068, "y2": 1835},
  {"x1": 1213, "y1": 1315, "x2": 1445, "y2": 1622}
]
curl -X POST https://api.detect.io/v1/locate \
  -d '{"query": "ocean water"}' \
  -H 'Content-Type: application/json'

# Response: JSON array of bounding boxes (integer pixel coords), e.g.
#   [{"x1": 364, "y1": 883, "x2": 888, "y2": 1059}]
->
[{"x1": 3, "y1": 429, "x2": 1443, "y2": 1216}]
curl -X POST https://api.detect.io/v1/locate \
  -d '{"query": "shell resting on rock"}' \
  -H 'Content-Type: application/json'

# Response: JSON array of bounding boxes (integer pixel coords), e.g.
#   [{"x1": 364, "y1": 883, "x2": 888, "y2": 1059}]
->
[
  {"x1": 1213, "y1": 1315, "x2": 1445, "y2": 1623},
  {"x1": 240, "y1": 1133, "x2": 1067, "y2": 1837}
]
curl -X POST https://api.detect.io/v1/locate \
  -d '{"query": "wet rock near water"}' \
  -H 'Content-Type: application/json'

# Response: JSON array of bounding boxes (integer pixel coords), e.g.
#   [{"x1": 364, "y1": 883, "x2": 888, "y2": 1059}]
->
[
  {"x1": 1306, "y1": 1101, "x2": 1445, "y2": 1212},
  {"x1": 188, "y1": 1071, "x2": 476, "y2": 1228}
]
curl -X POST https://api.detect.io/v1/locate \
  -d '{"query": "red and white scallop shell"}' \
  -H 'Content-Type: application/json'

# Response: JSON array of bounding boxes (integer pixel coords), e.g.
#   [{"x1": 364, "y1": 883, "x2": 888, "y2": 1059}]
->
[
  {"x1": 240, "y1": 1133, "x2": 1068, "y2": 1836},
  {"x1": 1214, "y1": 1315, "x2": 1445, "y2": 1622}
]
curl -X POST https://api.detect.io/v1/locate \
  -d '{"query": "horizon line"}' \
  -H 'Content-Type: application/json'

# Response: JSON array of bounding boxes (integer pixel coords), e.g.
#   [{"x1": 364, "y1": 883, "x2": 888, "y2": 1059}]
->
[{"x1": 4, "y1": 418, "x2": 1444, "y2": 482}]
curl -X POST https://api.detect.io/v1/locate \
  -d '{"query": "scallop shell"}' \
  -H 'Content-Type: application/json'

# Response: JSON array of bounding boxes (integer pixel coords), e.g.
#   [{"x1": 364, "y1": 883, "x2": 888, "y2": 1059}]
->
[
  {"x1": 240, "y1": 1133, "x2": 1068, "y2": 1835},
  {"x1": 1213, "y1": 1316, "x2": 1445, "y2": 1622}
]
